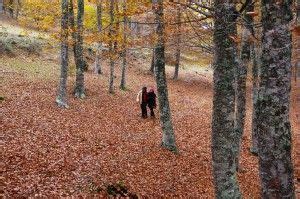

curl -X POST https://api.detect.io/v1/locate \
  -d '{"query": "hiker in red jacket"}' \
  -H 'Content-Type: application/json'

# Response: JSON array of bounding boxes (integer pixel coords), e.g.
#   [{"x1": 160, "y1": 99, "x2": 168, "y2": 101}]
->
[{"x1": 136, "y1": 87, "x2": 148, "y2": 118}]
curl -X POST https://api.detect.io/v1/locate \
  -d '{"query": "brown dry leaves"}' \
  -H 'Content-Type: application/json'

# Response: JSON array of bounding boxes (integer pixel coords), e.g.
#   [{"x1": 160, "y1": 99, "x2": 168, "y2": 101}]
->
[{"x1": 1, "y1": 55, "x2": 299, "y2": 198}]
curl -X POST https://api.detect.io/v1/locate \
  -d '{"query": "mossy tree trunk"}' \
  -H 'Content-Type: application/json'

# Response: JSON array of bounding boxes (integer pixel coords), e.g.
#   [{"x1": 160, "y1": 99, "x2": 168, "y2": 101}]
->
[
  {"x1": 108, "y1": 0, "x2": 115, "y2": 94},
  {"x1": 153, "y1": 0, "x2": 177, "y2": 152},
  {"x1": 56, "y1": 0, "x2": 69, "y2": 108},
  {"x1": 94, "y1": 0, "x2": 103, "y2": 75},
  {"x1": 150, "y1": 48, "x2": 155, "y2": 73},
  {"x1": 250, "y1": 41, "x2": 260, "y2": 155},
  {"x1": 120, "y1": 0, "x2": 128, "y2": 90},
  {"x1": 211, "y1": 1, "x2": 241, "y2": 198},
  {"x1": 257, "y1": 0, "x2": 295, "y2": 197},
  {"x1": 233, "y1": 0, "x2": 254, "y2": 170},
  {"x1": 73, "y1": 0, "x2": 85, "y2": 99}
]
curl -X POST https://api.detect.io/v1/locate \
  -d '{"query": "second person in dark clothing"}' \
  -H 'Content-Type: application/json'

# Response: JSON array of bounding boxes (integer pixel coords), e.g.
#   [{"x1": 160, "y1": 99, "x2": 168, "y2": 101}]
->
[{"x1": 147, "y1": 88, "x2": 157, "y2": 118}]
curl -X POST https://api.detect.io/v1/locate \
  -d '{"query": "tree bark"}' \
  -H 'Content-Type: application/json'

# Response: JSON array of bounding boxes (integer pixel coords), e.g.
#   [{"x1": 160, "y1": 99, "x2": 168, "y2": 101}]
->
[
  {"x1": 73, "y1": 0, "x2": 85, "y2": 99},
  {"x1": 94, "y1": 0, "x2": 103, "y2": 74},
  {"x1": 0, "y1": 0, "x2": 3, "y2": 13},
  {"x1": 68, "y1": 0, "x2": 76, "y2": 44},
  {"x1": 8, "y1": 0, "x2": 13, "y2": 17},
  {"x1": 108, "y1": 0, "x2": 115, "y2": 94},
  {"x1": 150, "y1": 48, "x2": 155, "y2": 73},
  {"x1": 56, "y1": 0, "x2": 69, "y2": 108},
  {"x1": 120, "y1": 0, "x2": 128, "y2": 90},
  {"x1": 173, "y1": 5, "x2": 181, "y2": 80},
  {"x1": 153, "y1": 0, "x2": 177, "y2": 152},
  {"x1": 233, "y1": 0, "x2": 254, "y2": 170},
  {"x1": 211, "y1": 1, "x2": 241, "y2": 198},
  {"x1": 15, "y1": 0, "x2": 20, "y2": 19},
  {"x1": 114, "y1": 1, "x2": 120, "y2": 52},
  {"x1": 257, "y1": 0, "x2": 295, "y2": 197},
  {"x1": 250, "y1": 42, "x2": 260, "y2": 155}
]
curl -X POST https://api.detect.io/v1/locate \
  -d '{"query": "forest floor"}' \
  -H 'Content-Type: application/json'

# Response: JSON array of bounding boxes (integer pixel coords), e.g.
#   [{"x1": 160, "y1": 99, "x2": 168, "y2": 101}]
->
[
  {"x1": 1, "y1": 50, "x2": 299, "y2": 198},
  {"x1": 1, "y1": 14, "x2": 299, "y2": 197}
]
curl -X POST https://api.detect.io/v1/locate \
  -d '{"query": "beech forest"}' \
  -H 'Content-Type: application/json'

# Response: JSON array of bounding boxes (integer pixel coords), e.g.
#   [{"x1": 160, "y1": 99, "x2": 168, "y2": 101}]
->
[{"x1": 1, "y1": 0, "x2": 299, "y2": 198}]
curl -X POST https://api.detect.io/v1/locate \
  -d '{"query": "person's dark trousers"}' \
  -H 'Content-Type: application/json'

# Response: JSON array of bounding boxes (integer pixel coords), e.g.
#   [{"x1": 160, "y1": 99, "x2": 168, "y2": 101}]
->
[
  {"x1": 141, "y1": 102, "x2": 147, "y2": 118},
  {"x1": 149, "y1": 107, "x2": 155, "y2": 117}
]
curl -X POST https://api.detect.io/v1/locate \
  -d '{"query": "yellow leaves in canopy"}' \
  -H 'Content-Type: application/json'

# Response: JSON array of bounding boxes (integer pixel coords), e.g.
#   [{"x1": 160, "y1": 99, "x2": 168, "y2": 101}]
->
[
  {"x1": 84, "y1": 4, "x2": 97, "y2": 31},
  {"x1": 20, "y1": 0, "x2": 60, "y2": 31}
]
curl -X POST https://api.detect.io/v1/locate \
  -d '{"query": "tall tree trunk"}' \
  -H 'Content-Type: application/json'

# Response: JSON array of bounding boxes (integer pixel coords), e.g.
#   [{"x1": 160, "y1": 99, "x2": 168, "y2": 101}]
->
[
  {"x1": 108, "y1": 0, "x2": 115, "y2": 93},
  {"x1": 153, "y1": 0, "x2": 177, "y2": 152},
  {"x1": 73, "y1": 0, "x2": 85, "y2": 99},
  {"x1": 150, "y1": 48, "x2": 155, "y2": 73},
  {"x1": 250, "y1": 42, "x2": 260, "y2": 155},
  {"x1": 233, "y1": 0, "x2": 254, "y2": 170},
  {"x1": 94, "y1": 0, "x2": 103, "y2": 74},
  {"x1": 3, "y1": 0, "x2": 14, "y2": 18},
  {"x1": 56, "y1": 0, "x2": 69, "y2": 108},
  {"x1": 149, "y1": 5, "x2": 156, "y2": 74},
  {"x1": 257, "y1": 0, "x2": 295, "y2": 197},
  {"x1": 68, "y1": 0, "x2": 76, "y2": 48},
  {"x1": 211, "y1": 1, "x2": 241, "y2": 197},
  {"x1": 250, "y1": 5, "x2": 263, "y2": 155},
  {"x1": 8, "y1": 0, "x2": 13, "y2": 17},
  {"x1": 173, "y1": 5, "x2": 181, "y2": 80},
  {"x1": 0, "y1": 0, "x2": 3, "y2": 13},
  {"x1": 15, "y1": 0, "x2": 20, "y2": 19},
  {"x1": 120, "y1": 0, "x2": 128, "y2": 90},
  {"x1": 114, "y1": 1, "x2": 119, "y2": 52}
]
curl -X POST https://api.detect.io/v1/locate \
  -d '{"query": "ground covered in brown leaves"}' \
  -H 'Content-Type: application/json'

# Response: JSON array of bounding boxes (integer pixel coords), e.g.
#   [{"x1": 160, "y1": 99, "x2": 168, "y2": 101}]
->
[{"x1": 1, "y1": 53, "x2": 299, "y2": 198}]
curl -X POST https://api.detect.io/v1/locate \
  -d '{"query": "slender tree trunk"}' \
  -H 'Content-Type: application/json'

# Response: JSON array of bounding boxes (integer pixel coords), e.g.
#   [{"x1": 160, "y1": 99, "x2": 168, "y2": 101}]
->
[
  {"x1": 108, "y1": 0, "x2": 115, "y2": 93},
  {"x1": 250, "y1": 42, "x2": 259, "y2": 155},
  {"x1": 149, "y1": 6, "x2": 156, "y2": 74},
  {"x1": 8, "y1": 0, "x2": 13, "y2": 17},
  {"x1": 233, "y1": 1, "x2": 254, "y2": 170},
  {"x1": 153, "y1": 0, "x2": 177, "y2": 152},
  {"x1": 173, "y1": 5, "x2": 181, "y2": 80},
  {"x1": 68, "y1": 0, "x2": 76, "y2": 48},
  {"x1": 257, "y1": 1, "x2": 295, "y2": 197},
  {"x1": 211, "y1": 1, "x2": 241, "y2": 198},
  {"x1": 56, "y1": 0, "x2": 69, "y2": 108},
  {"x1": 2, "y1": 0, "x2": 5, "y2": 13},
  {"x1": 73, "y1": 0, "x2": 85, "y2": 98},
  {"x1": 114, "y1": 1, "x2": 119, "y2": 52},
  {"x1": 250, "y1": 7, "x2": 263, "y2": 155},
  {"x1": 15, "y1": 0, "x2": 20, "y2": 19},
  {"x1": 0, "y1": 0, "x2": 3, "y2": 13},
  {"x1": 120, "y1": 0, "x2": 128, "y2": 90},
  {"x1": 69, "y1": 0, "x2": 84, "y2": 97},
  {"x1": 150, "y1": 48, "x2": 155, "y2": 73},
  {"x1": 94, "y1": 0, "x2": 102, "y2": 74}
]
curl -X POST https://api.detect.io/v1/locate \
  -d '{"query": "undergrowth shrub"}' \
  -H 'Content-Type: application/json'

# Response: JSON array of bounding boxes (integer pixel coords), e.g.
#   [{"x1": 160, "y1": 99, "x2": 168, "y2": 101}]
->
[{"x1": 0, "y1": 31, "x2": 44, "y2": 55}]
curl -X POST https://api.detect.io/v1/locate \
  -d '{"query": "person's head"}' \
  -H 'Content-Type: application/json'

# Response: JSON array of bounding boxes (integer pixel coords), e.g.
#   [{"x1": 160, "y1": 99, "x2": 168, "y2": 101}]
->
[
  {"x1": 149, "y1": 88, "x2": 154, "y2": 93},
  {"x1": 142, "y1": 87, "x2": 147, "y2": 93}
]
